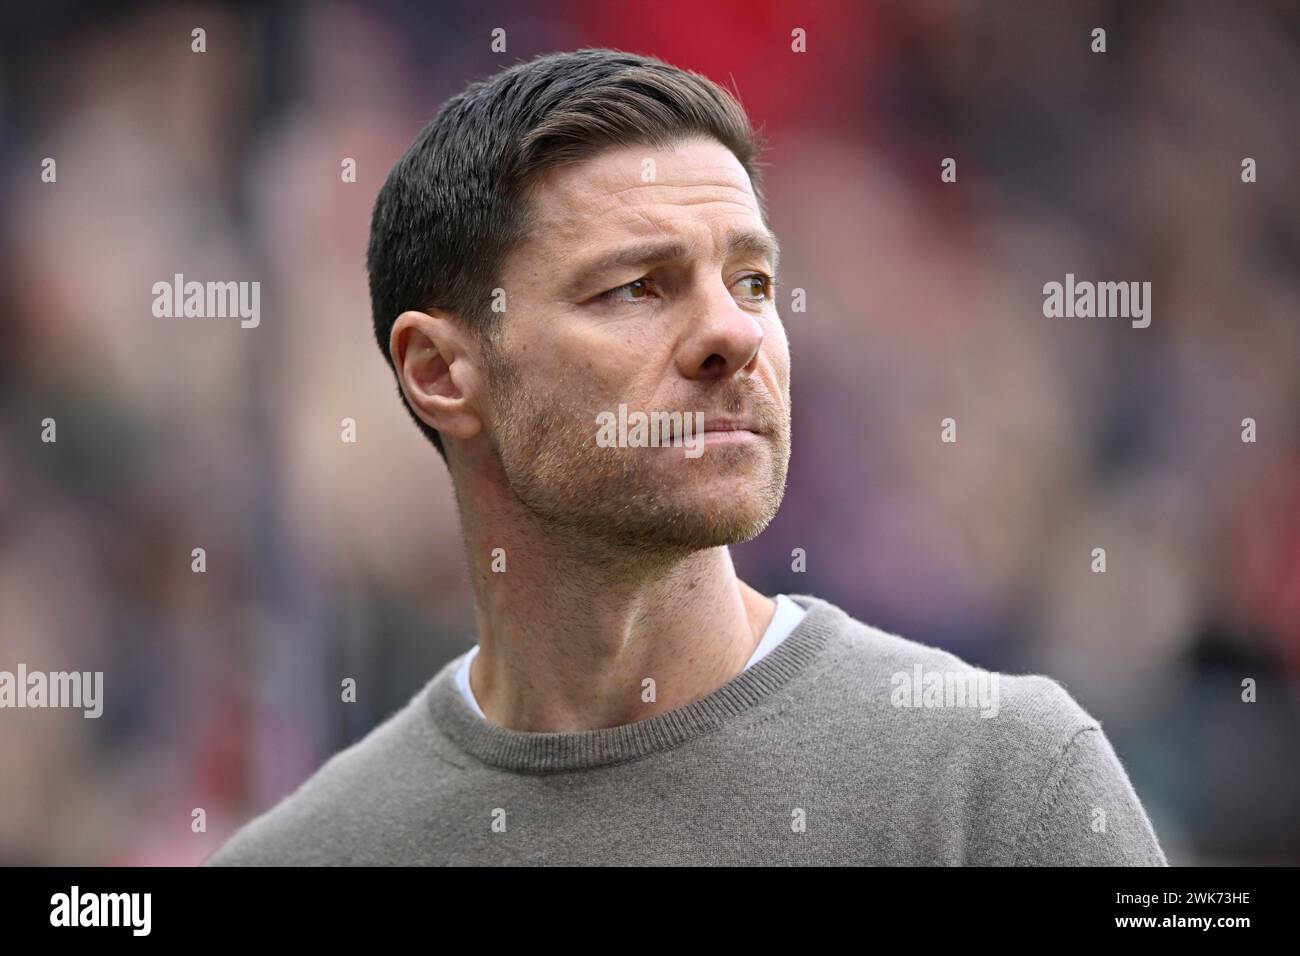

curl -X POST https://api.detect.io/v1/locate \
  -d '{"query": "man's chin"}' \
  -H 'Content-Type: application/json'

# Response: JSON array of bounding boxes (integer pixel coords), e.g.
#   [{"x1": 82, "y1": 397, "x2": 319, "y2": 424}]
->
[
  {"x1": 613, "y1": 450, "x2": 788, "y2": 550},
  {"x1": 498, "y1": 427, "x2": 789, "y2": 554},
  {"x1": 590, "y1": 497, "x2": 782, "y2": 554},
  {"x1": 671, "y1": 510, "x2": 775, "y2": 548}
]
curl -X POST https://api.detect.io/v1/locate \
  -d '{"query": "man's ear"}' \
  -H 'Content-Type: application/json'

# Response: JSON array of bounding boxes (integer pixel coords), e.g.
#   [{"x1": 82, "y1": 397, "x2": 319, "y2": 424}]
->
[{"x1": 389, "y1": 310, "x2": 485, "y2": 442}]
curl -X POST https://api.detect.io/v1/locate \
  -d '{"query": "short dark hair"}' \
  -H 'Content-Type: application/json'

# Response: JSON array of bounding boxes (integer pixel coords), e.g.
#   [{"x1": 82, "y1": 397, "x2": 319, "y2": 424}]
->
[{"x1": 366, "y1": 48, "x2": 767, "y2": 461}]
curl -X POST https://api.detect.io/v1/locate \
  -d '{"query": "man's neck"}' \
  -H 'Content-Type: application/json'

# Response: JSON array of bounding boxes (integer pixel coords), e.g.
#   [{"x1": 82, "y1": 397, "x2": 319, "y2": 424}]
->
[{"x1": 458, "y1": 498, "x2": 776, "y2": 733}]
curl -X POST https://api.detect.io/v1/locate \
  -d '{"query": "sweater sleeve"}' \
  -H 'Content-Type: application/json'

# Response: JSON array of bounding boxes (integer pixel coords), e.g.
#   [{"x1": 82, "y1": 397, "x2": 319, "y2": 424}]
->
[{"x1": 1012, "y1": 726, "x2": 1168, "y2": 866}]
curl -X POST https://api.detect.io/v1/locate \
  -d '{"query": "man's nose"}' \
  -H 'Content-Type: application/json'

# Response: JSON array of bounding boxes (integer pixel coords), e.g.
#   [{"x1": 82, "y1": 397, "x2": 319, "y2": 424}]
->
[{"x1": 675, "y1": 281, "x2": 764, "y2": 382}]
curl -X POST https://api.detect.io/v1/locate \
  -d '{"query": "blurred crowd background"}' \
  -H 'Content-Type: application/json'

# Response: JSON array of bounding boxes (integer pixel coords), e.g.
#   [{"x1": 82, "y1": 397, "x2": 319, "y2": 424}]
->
[{"x1": 1, "y1": 0, "x2": 1297, "y2": 865}]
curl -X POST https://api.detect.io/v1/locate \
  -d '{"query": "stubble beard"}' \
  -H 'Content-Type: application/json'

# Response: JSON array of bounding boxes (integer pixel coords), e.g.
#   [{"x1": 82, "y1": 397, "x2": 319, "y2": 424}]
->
[{"x1": 484, "y1": 344, "x2": 791, "y2": 562}]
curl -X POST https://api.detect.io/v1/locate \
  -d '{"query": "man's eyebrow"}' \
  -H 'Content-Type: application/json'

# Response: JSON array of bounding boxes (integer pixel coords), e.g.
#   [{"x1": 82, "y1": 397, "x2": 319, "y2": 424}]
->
[
  {"x1": 562, "y1": 228, "x2": 781, "y2": 299},
  {"x1": 726, "y1": 228, "x2": 781, "y2": 275}
]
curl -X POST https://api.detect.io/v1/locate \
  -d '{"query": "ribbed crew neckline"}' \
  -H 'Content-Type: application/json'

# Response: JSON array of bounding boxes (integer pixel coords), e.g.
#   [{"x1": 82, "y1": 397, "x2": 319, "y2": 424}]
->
[{"x1": 425, "y1": 594, "x2": 840, "y2": 774}]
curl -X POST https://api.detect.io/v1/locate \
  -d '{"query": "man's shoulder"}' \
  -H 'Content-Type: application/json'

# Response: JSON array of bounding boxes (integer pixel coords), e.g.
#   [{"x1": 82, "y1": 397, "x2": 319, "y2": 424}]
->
[
  {"x1": 793, "y1": 593, "x2": 1104, "y2": 777},
  {"x1": 202, "y1": 675, "x2": 449, "y2": 866},
  {"x1": 797, "y1": 593, "x2": 1096, "y2": 732},
  {"x1": 795, "y1": 594, "x2": 1165, "y2": 864}
]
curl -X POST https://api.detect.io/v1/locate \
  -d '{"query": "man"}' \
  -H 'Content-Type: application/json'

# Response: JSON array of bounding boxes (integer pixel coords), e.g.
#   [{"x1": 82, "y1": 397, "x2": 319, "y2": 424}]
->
[{"x1": 206, "y1": 48, "x2": 1166, "y2": 866}]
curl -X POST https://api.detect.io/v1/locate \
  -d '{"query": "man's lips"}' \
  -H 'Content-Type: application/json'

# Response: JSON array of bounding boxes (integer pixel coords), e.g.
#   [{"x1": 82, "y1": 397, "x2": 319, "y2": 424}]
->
[
  {"x1": 666, "y1": 416, "x2": 772, "y2": 444},
  {"x1": 702, "y1": 418, "x2": 763, "y2": 434},
  {"x1": 616, "y1": 408, "x2": 778, "y2": 444}
]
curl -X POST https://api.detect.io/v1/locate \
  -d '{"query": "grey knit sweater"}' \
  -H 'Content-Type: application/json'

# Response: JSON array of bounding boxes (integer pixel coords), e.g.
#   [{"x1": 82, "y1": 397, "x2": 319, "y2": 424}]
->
[{"x1": 204, "y1": 594, "x2": 1167, "y2": 865}]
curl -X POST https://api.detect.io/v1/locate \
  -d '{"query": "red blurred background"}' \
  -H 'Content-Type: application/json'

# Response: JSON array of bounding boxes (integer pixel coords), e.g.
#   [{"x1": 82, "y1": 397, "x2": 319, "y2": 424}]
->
[{"x1": 1, "y1": 0, "x2": 1297, "y2": 864}]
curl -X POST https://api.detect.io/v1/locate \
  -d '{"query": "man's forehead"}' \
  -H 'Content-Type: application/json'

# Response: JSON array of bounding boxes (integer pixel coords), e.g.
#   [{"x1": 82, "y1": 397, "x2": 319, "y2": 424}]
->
[{"x1": 524, "y1": 139, "x2": 760, "y2": 234}]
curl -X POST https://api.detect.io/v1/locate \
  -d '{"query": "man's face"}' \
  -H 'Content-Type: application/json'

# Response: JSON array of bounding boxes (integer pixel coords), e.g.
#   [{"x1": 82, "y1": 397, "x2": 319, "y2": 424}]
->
[{"x1": 483, "y1": 135, "x2": 791, "y2": 553}]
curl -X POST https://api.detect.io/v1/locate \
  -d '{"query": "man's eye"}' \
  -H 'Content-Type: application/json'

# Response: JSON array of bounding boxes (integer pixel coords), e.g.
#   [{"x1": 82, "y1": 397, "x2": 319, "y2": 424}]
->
[
  {"x1": 735, "y1": 273, "x2": 775, "y2": 301},
  {"x1": 598, "y1": 278, "x2": 655, "y2": 303},
  {"x1": 595, "y1": 274, "x2": 775, "y2": 305}
]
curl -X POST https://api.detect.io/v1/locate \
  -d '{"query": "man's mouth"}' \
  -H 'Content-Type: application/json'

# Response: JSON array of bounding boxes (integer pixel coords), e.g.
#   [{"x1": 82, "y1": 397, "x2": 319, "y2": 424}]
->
[
  {"x1": 702, "y1": 418, "x2": 761, "y2": 434},
  {"x1": 698, "y1": 418, "x2": 766, "y2": 444}
]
